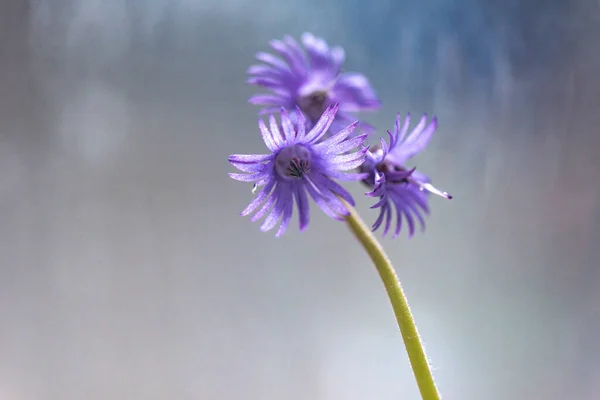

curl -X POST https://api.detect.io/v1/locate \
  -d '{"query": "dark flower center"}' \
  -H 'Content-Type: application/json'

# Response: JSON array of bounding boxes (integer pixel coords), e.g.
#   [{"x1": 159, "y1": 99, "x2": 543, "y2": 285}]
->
[
  {"x1": 359, "y1": 145, "x2": 411, "y2": 188},
  {"x1": 275, "y1": 145, "x2": 312, "y2": 180},
  {"x1": 298, "y1": 90, "x2": 328, "y2": 122}
]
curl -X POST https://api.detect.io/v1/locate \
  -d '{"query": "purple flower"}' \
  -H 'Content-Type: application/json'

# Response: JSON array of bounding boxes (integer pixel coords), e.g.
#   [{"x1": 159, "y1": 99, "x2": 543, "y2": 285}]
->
[
  {"x1": 247, "y1": 33, "x2": 380, "y2": 134},
  {"x1": 229, "y1": 104, "x2": 368, "y2": 236},
  {"x1": 359, "y1": 114, "x2": 452, "y2": 238}
]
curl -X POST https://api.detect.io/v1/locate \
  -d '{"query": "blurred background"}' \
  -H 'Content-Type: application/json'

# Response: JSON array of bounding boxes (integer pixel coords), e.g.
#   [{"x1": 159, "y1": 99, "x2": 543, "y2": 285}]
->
[{"x1": 1, "y1": 0, "x2": 599, "y2": 399}]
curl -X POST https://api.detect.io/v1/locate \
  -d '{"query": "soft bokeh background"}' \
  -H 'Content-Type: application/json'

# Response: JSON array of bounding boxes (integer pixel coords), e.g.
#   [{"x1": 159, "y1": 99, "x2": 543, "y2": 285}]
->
[{"x1": 1, "y1": 0, "x2": 599, "y2": 399}]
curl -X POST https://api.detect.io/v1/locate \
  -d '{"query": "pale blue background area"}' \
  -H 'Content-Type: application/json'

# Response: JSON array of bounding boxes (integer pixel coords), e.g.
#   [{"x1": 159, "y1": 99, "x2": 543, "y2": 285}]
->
[{"x1": 1, "y1": 0, "x2": 599, "y2": 399}]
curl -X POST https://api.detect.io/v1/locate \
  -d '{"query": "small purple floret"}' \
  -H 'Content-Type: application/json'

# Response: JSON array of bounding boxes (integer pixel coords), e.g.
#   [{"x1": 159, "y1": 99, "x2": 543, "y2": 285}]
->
[
  {"x1": 360, "y1": 113, "x2": 452, "y2": 238},
  {"x1": 229, "y1": 104, "x2": 369, "y2": 236},
  {"x1": 247, "y1": 33, "x2": 381, "y2": 134}
]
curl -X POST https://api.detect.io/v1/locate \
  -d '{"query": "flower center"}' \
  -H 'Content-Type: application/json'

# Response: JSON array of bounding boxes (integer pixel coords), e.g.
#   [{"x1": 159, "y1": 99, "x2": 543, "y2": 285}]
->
[
  {"x1": 298, "y1": 90, "x2": 328, "y2": 122},
  {"x1": 275, "y1": 145, "x2": 312, "y2": 180}
]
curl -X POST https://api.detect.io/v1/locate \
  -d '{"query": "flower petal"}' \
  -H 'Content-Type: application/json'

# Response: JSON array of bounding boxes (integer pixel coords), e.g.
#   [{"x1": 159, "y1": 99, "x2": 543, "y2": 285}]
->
[
  {"x1": 331, "y1": 73, "x2": 381, "y2": 112},
  {"x1": 270, "y1": 38, "x2": 307, "y2": 78},
  {"x1": 304, "y1": 177, "x2": 348, "y2": 221},
  {"x1": 276, "y1": 189, "x2": 294, "y2": 237},
  {"x1": 241, "y1": 179, "x2": 276, "y2": 216},
  {"x1": 229, "y1": 154, "x2": 272, "y2": 163},
  {"x1": 294, "y1": 184, "x2": 310, "y2": 231},
  {"x1": 311, "y1": 173, "x2": 355, "y2": 206},
  {"x1": 247, "y1": 64, "x2": 284, "y2": 80},
  {"x1": 229, "y1": 170, "x2": 269, "y2": 182},
  {"x1": 251, "y1": 185, "x2": 280, "y2": 222},
  {"x1": 372, "y1": 202, "x2": 388, "y2": 231},
  {"x1": 260, "y1": 188, "x2": 288, "y2": 232},
  {"x1": 255, "y1": 52, "x2": 289, "y2": 71},
  {"x1": 388, "y1": 116, "x2": 437, "y2": 164},
  {"x1": 249, "y1": 94, "x2": 288, "y2": 107},
  {"x1": 304, "y1": 103, "x2": 339, "y2": 143},
  {"x1": 247, "y1": 77, "x2": 283, "y2": 89},
  {"x1": 313, "y1": 121, "x2": 359, "y2": 151},
  {"x1": 301, "y1": 32, "x2": 337, "y2": 74},
  {"x1": 268, "y1": 115, "x2": 285, "y2": 147},
  {"x1": 280, "y1": 109, "x2": 296, "y2": 143},
  {"x1": 258, "y1": 118, "x2": 278, "y2": 151},
  {"x1": 322, "y1": 133, "x2": 367, "y2": 155}
]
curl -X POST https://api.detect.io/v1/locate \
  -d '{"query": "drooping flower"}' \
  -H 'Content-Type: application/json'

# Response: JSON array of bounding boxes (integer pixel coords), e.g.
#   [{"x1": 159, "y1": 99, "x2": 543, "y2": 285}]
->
[
  {"x1": 359, "y1": 113, "x2": 452, "y2": 238},
  {"x1": 247, "y1": 33, "x2": 380, "y2": 134},
  {"x1": 229, "y1": 104, "x2": 369, "y2": 236}
]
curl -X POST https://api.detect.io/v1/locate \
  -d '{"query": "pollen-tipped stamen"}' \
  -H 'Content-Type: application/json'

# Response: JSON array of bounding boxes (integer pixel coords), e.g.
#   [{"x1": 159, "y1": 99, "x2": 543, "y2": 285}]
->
[
  {"x1": 275, "y1": 145, "x2": 313, "y2": 180},
  {"x1": 286, "y1": 157, "x2": 310, "y2": 178},
  {"x1": 418, "y1": 182, "x2": 453, "y2": 200}
]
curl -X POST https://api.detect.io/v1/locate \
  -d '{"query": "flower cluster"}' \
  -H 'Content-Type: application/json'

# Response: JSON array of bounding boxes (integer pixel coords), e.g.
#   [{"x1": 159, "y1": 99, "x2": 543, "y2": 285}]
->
[{"x1": 230, "y1": 33, "x2": 451, "y2": 238}]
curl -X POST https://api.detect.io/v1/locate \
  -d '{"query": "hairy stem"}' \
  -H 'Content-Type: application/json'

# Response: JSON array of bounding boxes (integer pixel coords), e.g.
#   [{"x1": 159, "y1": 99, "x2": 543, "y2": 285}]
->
[{"x1": 342, "y1": 200, "x2": 441, "y2": 400}]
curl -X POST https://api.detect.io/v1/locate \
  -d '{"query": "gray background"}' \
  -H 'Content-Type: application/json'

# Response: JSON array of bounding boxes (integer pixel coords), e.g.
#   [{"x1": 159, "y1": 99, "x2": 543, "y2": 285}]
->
[{"x1": 1, "y1": 0, "x2": 599, "y2": 399}]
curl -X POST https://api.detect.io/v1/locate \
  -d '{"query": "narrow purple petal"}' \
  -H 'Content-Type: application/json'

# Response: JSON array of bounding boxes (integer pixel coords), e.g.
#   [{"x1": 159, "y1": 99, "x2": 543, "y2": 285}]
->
[
  {"x1": 331, "y1": 156, "x2": 367, "y2": 171},
  {"x1": 372, "y1": 205, "x2": 386, "y2": 231},
  {"x1": 270, "y1": 39, "x2": 307, "y2": 77},
  {"x1": 330, "y1": 147, "x2": 368, "y2": 164},
  {"x1": 251, "y1": 186, "x2": 279, "y2": 222},
  {"x1": 241, "y1": 179, "x2": 276, "y2": 216},
  {"x1": 229, "y1": 171, "x2": 269, "y2": 182},
  {"x1": 313, "y1": 121, "x2": 359, "y2": 151},
  {"x1": 321, "y1": 133, "x2": 367, "y2": 155},
  {"x1": 294, "y1": 185, "x2": 310, "y2": 231},
  {"x1": 260, "y1": 190, "x2": 287, "y2": 232},
  {"x1": 268, "y1": 115, "x2": 284, "y2": 147},
  {"x1": 330, "y1": 46, "x2": 345, "y2": 72},
  {"x1": 310, "y1": 173, "x2": 355, "y2": 206},
  {"x1": 405, "y1": 187, "x2": 430, "y2": 214},
  {"x1": 247, "y1": 64, "x2": 283, "y2": 79},
  {"x1": 283, "y1": 36, "x2": 308, "y2": 73},
  {"x1": 405, "y1": 114, "x2": 428, "y2": 144},
  {"x1": 229, "y1": 154, "x2": 272, "y2": 163},
  {"x1": 276, "y1": 191, "x2": 294, "y2": 237},
  {"x1": 409, "y1": 117, "x2": 437, "y2": 153},
  {"x1": 326, "y1": 171, "x2": 368, "y2": 181},
  {"x1": 366, "y1": 183, "x2": 385, "y2": 199},
  {"x1": 387, "y1": 129, "x2": 396, "y2": 151},
  {"x1": 300, "y1": 32, "x2": 334, "y2": 72},
  {"x1": 255, "y1": 52, "x2": 289, "y2": 71},
  {"x1": 403, "y1": 206, "x2": 416, "y2": 238},
  {"x1": 404, "y1": 199, "x2": 426, "y2": 232},
  {"x1": 258, "y1": 107, "x2": 282, "y2": 115},
  {"x1": 249, "y1": 94, "x2": 287, "y2": 106},
  {"x1": 392, "y1": 199, "x2": 404, "y2": 238},
  {"x1": 397, "y1": 113, "x2": 410, "y2": 143},
  {"x1": 294, "y1": 106, "x2": 306, "y2": 140},
  {"x1": 331, "y1": 73, "x2": 381, "y2": 112},
  {"x1": 304, "y1": 181, "x2": 346, "y2": 221},
  {"x1": 371, "y1": 196, "x2": 387, "y2": 209},
  {"x1": 280, "y1": 109, "x2": 296, "y2": 142},
  {"x1": 388, "y1": 116, "x2": 437, "y2": 164},
  {"x1": 247, "y1": 77, "x2": 282, "y2": 89},
  {"x1": 258, "y1": 118, "x2": 278, "y2": 151},
  {"x1": 304, "y1": 103, "x2": 339, "y2": 143},
  {"x1": 229, "y1": 161, "x2": 266, "y2": 173},
  {"x1": 383, "y1": 201, "x2": 393, "y2": 236}
]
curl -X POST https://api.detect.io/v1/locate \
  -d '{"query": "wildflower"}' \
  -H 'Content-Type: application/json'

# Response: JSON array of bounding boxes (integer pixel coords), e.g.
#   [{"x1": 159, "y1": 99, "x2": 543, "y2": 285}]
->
[
  {"x1": 247, "y1": 33, "x2": 380, "y2": 134},
  {"x1": 359, "y1": 114, "x2": 452, "y2": 238},
  {"x1": 229, "y1": 104, "x2": 369, "y2": 236}
]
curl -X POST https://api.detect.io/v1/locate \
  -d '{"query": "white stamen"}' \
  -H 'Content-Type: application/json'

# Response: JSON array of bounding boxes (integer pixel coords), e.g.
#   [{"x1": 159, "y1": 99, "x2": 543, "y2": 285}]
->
[
  {"x1": 252, "y1": 183, "x2": 258, "y2": 194},
  {"x1": 419, "y1": 182, "x2": 453, "y2": 199}
]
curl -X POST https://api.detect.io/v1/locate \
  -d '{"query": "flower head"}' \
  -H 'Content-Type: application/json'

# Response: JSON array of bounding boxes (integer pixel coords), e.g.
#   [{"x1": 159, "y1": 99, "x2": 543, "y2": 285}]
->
[
  {"x1": 359, "y1": 114, "x2": 452, "y2": 238},
  {"x1": 247, "y1": 33, "x2": 380, "y2": 134},
  {"x1": 229, "y1": 104, "x2": 369, "y2": 236}
]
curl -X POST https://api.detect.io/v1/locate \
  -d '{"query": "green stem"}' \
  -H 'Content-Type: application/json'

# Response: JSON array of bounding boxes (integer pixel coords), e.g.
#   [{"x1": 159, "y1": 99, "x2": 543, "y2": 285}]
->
[{"x1": 342, "y1": 200, "x2": 441, "y2": 400}]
